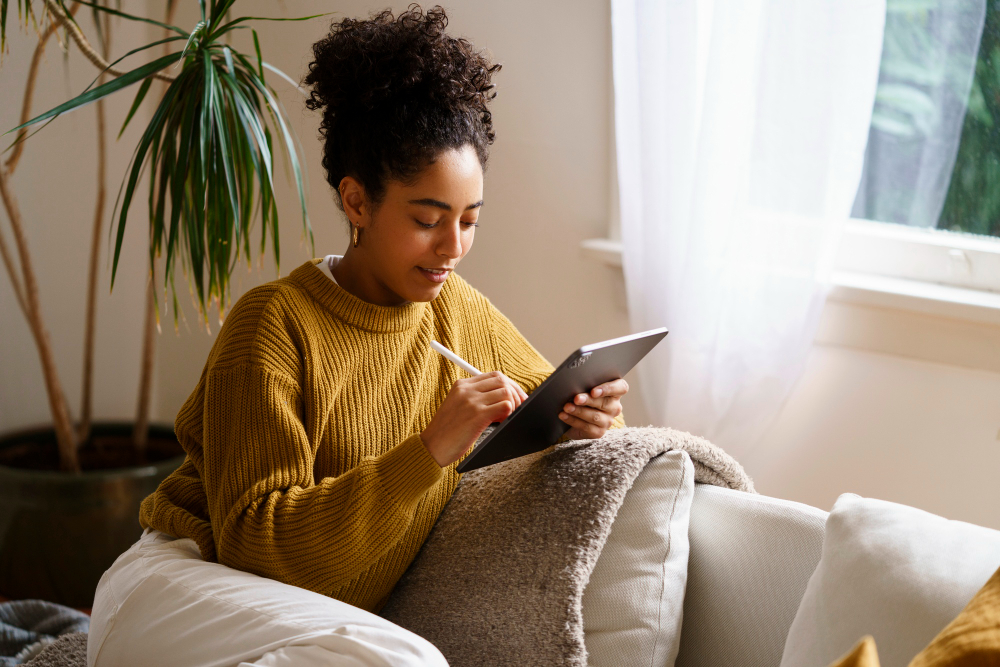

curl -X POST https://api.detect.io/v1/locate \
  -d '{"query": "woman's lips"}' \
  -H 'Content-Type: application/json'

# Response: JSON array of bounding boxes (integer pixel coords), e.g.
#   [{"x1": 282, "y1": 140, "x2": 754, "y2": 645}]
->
[{"x1": 418, "y1": 267, "x2": 450, "y2": 283}]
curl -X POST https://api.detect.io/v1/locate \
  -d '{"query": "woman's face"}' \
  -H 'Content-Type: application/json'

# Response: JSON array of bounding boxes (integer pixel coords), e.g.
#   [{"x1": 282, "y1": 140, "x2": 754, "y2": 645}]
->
[{"x1": 338, "y1": 143, "x2": 484, "y2": 307}]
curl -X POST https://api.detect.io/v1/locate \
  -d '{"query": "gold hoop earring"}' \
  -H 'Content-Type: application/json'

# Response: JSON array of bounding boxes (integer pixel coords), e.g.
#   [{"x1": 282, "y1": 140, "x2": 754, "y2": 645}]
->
[{"x1": 352, "y1": 225, "x2": 359, "y2": 248}]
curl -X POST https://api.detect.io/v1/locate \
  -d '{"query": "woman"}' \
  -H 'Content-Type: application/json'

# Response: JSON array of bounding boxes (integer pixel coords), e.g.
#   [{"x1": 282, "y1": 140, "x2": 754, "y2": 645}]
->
[{"x1": 87, "y1": 6, "x2": 628, "y2": 666}]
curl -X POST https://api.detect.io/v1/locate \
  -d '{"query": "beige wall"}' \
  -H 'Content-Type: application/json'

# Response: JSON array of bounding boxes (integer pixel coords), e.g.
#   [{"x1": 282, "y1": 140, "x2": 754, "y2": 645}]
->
[
  {"x1": 754, "y1": 340, "x2": 1000, "y2": 530},
  {"x1": 3, "y1": 2, "x2": 997, "y2": 531},
  {"x1": 755, "y1": 293, "x2": 1000, "y2": 529},
  {"x1": 0, "y1": 2, "x2": 154, "y2": 432}
]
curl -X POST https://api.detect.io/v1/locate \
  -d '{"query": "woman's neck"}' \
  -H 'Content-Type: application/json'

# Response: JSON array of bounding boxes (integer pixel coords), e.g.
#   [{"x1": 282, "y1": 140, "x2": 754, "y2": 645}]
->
[{"x1": 331, "y1": 248, "x2": 411, "y2": 307}]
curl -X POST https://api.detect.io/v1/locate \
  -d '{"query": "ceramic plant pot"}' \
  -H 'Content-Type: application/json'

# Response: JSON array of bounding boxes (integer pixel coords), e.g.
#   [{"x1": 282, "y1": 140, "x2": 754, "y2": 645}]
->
[{"x1": 0, "y1": 422, "x2": 185, "y2": 607}]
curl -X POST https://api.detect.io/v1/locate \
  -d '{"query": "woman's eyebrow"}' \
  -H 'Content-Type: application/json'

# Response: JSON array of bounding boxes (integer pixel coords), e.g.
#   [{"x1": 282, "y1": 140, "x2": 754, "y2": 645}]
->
[{"x1": 408, "y1": 198, "x2": 484, "y2": 211}]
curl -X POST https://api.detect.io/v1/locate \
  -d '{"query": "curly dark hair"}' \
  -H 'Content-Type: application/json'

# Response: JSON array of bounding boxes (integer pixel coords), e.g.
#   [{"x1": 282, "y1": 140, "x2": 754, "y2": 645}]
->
[{"x1": 303, "y1": 4, "x2": 502, "y2": 219}]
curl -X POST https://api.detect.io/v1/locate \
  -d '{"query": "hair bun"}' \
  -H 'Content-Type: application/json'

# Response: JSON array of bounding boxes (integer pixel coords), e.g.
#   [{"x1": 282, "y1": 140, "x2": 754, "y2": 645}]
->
[
  {"x1": 305, "y1": 5, "x2": 499, "y2": 120},
  {"x1": 303, "y1": 4, "x2": 501, "y2": 212}
]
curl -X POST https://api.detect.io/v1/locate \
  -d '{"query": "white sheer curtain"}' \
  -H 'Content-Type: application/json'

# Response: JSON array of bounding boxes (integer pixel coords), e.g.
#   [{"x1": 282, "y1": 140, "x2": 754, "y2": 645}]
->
[
  {"x1": 612, "y1": 0, "x2": 886, "y2": 458},
  {"x1": 851, "y1": 1, "x2": 986, "y2": 229}
]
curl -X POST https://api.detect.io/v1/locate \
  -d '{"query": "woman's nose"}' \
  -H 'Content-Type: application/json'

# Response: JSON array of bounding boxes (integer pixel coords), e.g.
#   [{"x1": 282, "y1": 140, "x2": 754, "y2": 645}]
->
[{"x1": 437, "y1": 223, "x2": 463, "y2": 258}]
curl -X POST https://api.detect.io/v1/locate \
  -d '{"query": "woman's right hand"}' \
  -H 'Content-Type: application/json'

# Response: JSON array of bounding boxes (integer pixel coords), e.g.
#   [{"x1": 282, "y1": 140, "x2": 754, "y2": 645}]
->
[{"x1": 420, "y1": 371, "x2": 528, "y2": 468}]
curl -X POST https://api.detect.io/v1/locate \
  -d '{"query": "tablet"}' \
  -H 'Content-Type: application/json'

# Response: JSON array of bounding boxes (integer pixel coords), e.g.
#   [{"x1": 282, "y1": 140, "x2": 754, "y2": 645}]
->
[{"x1": 455, "y1": 327, "x2": 668, "y2": 473}]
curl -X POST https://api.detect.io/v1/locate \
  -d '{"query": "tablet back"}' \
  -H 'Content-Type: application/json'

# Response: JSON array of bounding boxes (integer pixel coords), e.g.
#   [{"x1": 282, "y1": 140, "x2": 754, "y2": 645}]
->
[{"x1": 455, "y1": 327, "x2": 668, "y2": 473}]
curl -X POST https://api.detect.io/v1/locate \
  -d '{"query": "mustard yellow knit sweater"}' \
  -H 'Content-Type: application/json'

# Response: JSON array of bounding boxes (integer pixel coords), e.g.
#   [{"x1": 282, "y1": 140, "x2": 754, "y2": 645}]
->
[{"x1": 138, "y1": 258, "x2": 625, "y2": 613}]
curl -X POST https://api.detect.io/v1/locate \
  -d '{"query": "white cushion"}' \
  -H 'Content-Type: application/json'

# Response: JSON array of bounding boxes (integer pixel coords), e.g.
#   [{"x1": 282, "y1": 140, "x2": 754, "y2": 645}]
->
[
  {"x1": 780, "y1": 493, "x2": 1000, "y2": 667},
  {"x1": 582, "y1": 449, "x2": 695, "y2": 667},
  {"x1": 675, "y1": 485, "x2": 828, "y2": 667}
]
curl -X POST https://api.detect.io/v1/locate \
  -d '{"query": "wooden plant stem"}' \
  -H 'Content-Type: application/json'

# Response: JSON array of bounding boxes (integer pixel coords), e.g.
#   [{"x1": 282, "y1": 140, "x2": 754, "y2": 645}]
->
[
  {"x1": 0, "y1": 222, "x2": 28, "y2": 317},
  {"x1": 0, "y1": 168, "x2": 79, "y2": 472},
  {"x1": 42, "y1": 0, "x2": 175, "y2": 83},
  {"x1": 0, "y1": 2, "x2": 84, "y2": 319},
  {"x1": 133, "y1": 2, "x2": 177, "y2": 454},
  {"x1": 133, "y1": 268, "x2": 156, "y2": 457},
  {"x1": 4, "y1": 3, "x2": 81, "y2": 175},
  {"x1": 78, "y1": 12, "x2": 111, "y2": 445}
]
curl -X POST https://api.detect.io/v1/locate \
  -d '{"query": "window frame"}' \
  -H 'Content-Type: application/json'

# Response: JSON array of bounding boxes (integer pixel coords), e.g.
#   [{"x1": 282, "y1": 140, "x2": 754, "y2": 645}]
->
[
  {"x1": 582, "y1": 217, "x2": 1000, "y2": 324},
  {"x1": 834, "y1": 219, "x2": 1000, "y2": 293}
]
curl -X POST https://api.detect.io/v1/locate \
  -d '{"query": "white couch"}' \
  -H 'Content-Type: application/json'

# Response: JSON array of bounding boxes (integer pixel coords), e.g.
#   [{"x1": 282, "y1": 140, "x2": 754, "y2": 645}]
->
[
  {"x1": 674, "y1": 485, "x2": 828, "y2": 667},
  {"x1": 666, "y1": 484, "x2": 1000, "y2": 667}
]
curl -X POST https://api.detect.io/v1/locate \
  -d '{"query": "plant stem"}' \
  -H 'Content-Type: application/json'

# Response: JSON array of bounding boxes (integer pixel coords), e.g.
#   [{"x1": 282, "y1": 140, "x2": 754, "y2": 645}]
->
[
  {"x1": 4, "y1": 3, "x2": 81, "y2": 175},
  {"x1": 133, "y1": 266, "x2": 156, "y2": 457},
  {"x1": 133, "y1": 2, "x2": 178, "y2": 455},
  {"x1": 42, "y1": 0, "x2": 175, "y2": 83},
  {"x1": 0, "y1": 3, "x2": 84, "y2": 321},
  {"x1": 0, "y1": 167, "x2": 79, "y2": 472},
  {"x1": 78, "y1": 8, "x2": 111, "y2": 446},
  {"x1": 0, "y1": 222, "x2": 28, "y2": 317}
]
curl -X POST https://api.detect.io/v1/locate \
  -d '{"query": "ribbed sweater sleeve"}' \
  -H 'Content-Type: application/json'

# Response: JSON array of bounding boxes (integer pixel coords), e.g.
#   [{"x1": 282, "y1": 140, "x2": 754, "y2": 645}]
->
[
  {"x1": 487, "y1": 301, "x2": 626, "y2": 430},
  {"x1": 196, "y1": 364, "x2": 443, "y2": 595}
]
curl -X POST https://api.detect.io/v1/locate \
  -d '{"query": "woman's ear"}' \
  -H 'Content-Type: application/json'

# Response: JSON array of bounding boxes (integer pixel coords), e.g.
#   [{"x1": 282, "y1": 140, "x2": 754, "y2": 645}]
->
[{"x1": 339, "y1": 176, "x2": 368, "y2": 228}]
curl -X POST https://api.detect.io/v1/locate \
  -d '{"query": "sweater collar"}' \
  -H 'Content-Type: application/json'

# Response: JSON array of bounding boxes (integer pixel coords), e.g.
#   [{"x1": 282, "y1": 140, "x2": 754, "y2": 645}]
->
[{"x1": 288, "y1": 259, "x2": 429, "y2": 333}]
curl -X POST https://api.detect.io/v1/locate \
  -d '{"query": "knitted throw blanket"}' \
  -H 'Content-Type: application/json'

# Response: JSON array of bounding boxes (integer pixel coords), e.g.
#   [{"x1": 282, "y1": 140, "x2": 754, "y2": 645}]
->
[
  {"x1": 0, "y1": 600, "x2": 89, "y2": 667},
  {"x1": 379, "y1": 425, "x2": 755, "y2": 666}
]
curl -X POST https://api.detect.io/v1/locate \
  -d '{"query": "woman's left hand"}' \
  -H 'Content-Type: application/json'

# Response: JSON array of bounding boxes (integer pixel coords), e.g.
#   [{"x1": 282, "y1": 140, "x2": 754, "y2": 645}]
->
[{"x1": 558, "y1": 378, "x2": 628, "y2": 440}]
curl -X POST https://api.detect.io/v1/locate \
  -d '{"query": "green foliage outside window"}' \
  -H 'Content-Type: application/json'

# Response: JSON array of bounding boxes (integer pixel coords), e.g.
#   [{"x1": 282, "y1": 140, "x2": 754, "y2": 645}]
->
[
  {"x1": 858, "y1": 0, "x2": 1000, "y2": 238},
  {"x1": 940, "y1": 0, "x2": 1000, "y2": 237}
]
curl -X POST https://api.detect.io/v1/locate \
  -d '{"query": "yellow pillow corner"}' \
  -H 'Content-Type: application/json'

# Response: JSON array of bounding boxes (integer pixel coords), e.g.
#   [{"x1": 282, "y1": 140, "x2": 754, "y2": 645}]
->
[
  {"x1": 824, "y1": 565, "x2": 1000, "y2": 667},
  {"x1": 830, "y1": 636, "x2": 881, "y2": 667},
  {"x1": 909, "y1": 565, "x2": 1000, "y2": 667}
]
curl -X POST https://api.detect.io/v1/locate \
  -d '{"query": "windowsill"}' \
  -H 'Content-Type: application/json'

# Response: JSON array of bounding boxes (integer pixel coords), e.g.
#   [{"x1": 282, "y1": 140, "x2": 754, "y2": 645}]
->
[
  {"x1": 581, "y1": 237, "x2": 1000, "y2": 373},
  {"x1": 580, "y1": 237, "x2": 1000, "y2": 324},
  {"x1": 580, "y1": 238, "x2": 624, "y2": 268},
  {"x1": 827, "y1": 271, "x2": 1000, "y2": 326}
]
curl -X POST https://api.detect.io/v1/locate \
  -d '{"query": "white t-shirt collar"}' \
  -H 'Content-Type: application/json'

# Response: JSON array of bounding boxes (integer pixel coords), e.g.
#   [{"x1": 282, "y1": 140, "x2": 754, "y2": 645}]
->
[{"x1": 323, "y1": 254, "x2": 342, "y2": 285}]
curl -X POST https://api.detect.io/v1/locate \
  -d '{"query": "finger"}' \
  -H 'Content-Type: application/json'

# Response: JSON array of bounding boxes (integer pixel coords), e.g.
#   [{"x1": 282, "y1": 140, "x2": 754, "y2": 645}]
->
[
  {"x1": 469, "y1": 370, "x2": 505, "y2": 388},
  {"x1": 485, "y1": 386, "x2": 516, "y2": 404},
  {"x1": 490, "y1": 382, "x2": 523, "y2": 412},
  {"x1": 571, "y1": 391, "x2": 623, "y2": 414},
  {"x1": 507, "y1": 376, "x2": 528, "y2": 402},
  {"x1": 568, "y1": 398, "x2": 621, "y2": 420},
  {"x1": 485, "y1": 388, "x2": 516, "y2": 419},
  {"x1": 561, "y1": 404, "x2": 614, "y2": 429},
  {"x1": 590, "y1": 378, "x2": 629, "y2": 399},
  {"x1": 479, "y1": 371, "x2": 527, "y2": 402},
  {"x1": 558, "y1": 411, "x2": 605, "y2": 439},
  {"x1": 499, "y1": 375, "x2": 526, "y2": 405},
  {"x1": 507, "y1": 381, "x2": 523, "y2": 408},
  {"x1": 572, "y1": 393, "x2": 598, "y2": 410}
]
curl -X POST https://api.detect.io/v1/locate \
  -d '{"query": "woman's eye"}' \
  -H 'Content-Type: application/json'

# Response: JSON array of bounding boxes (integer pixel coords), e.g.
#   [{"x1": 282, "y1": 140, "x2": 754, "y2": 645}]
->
[{"x1": 414, "y1": 220, "x2": 480, "y2": 229}]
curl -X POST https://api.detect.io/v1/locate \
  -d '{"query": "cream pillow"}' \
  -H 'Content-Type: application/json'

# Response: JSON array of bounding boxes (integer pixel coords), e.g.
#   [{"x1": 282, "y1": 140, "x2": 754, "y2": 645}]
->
[
  {"x1": 582, "y1": 449, "x2": 696, "y2": 667},
  {"x1": 780, "y1": 493, "x2": 1000, "y2": 667}
]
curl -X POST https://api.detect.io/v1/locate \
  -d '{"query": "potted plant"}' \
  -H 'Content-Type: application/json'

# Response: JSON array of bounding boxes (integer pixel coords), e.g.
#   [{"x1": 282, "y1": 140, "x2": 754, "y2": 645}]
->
[{"x1": 0, "y1": 0, "x2": 322, "y2": 608}]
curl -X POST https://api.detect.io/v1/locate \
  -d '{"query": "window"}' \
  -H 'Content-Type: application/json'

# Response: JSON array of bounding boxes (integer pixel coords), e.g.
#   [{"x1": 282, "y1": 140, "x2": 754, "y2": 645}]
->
[
  {"x1": 591, "y1": 0, "x2": 1000, "y2": 305},
  {"x1": 842, "y1": 0, "x2": 1000, "y2": 296},
  {"x1": 853, "y1": 1, "x2": 996, "y2": 238}
]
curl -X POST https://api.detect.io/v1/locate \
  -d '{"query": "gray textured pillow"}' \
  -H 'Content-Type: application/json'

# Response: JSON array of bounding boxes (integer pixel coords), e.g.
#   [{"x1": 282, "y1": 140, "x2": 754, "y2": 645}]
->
[{"x1": 22, "y1": 632, "x2": 88, "y2": 667}]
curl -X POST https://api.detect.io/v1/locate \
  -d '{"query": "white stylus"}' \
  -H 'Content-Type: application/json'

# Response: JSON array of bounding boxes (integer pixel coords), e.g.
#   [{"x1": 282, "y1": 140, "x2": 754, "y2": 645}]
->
[{"x1": 430, "y1": 340, "x2": 483, "y2": 376}]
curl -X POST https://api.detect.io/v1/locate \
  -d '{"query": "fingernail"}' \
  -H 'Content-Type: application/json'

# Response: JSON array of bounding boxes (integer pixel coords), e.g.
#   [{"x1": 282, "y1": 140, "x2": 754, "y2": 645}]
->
[
  {"x1": 594, "y1": 388, "x2": 603, "y2": 397},
  {"x1": 566, "y1": 405, "x2": 575, "y2": 413},
  {"x1": 559, "y1": 413, "x2": 568, "y2": 420}
]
